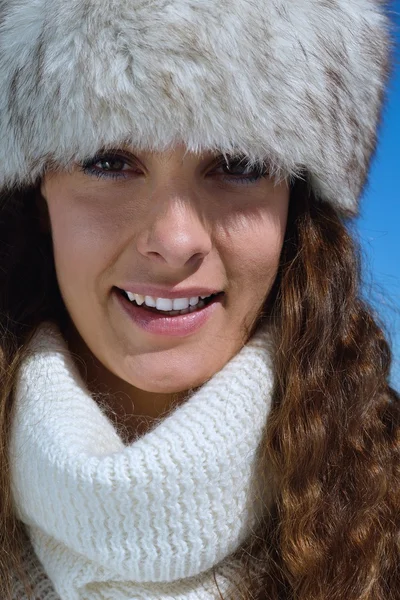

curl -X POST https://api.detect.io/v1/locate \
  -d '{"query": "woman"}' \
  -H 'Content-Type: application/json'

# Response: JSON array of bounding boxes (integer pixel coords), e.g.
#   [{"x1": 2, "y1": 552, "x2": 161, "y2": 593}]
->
[{"x1": 0, "y1": 0, "x2": 398, "y2": 599}]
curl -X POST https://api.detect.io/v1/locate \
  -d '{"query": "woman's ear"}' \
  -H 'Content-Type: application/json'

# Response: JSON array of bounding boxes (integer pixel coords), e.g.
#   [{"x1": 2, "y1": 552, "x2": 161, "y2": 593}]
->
[{"x1": 35, "y1": 186, "x2": 51, "y2": 234}]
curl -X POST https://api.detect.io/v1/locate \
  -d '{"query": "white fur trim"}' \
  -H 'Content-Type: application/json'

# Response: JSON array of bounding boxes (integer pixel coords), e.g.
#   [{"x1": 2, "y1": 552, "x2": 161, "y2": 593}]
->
[{"x1": 0, "y1": 0, "x2": 392, "y2": 212}]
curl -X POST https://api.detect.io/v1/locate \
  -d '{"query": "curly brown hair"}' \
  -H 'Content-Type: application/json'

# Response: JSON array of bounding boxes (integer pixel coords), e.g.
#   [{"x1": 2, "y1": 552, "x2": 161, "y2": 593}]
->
[{"x1": 0, "y1": 177, "x2": 399, "y2": 600}]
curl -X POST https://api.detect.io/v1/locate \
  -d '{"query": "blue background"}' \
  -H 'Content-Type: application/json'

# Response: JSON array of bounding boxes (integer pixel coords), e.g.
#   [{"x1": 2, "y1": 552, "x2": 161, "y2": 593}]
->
[{"x1": 357, "y1": 1, "x2": 399, "y2": 389}]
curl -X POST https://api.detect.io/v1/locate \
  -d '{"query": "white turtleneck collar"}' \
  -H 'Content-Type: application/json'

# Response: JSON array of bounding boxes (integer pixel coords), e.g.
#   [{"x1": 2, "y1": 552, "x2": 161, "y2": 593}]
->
[{"x1": 9, "y1": 322, "x2": 275, "y2": 600}]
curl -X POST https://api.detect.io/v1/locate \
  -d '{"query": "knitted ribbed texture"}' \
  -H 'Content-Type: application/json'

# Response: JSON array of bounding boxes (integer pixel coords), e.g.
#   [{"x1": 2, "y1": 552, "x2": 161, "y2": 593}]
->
[
  {"x1": 9, "y1": 322, "x2": 274, "y2": 600},
  {"x1": 12, "y1": 534, "x2": 263, "y2": 600}
]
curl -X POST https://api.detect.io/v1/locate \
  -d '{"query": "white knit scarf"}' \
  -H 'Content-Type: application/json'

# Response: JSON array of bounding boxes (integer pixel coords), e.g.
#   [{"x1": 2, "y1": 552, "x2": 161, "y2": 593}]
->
[{"x1": 9, "y1": 322, "x2": 275, "y2": 600}]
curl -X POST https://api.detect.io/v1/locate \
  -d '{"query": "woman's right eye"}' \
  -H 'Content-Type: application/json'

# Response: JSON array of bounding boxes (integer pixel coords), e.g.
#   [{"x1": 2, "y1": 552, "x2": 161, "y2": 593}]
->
[
  {"x1": 80, "y1": 153, "x2": 138, "y2": 180},
  {"x1": 95, "y1": 158, "x2": 127, "y2": 171}
]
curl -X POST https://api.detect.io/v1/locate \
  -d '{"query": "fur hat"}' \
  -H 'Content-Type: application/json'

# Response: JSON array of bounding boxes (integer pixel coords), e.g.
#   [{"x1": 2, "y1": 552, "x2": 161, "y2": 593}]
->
[{"x1": 0, "y1": 0, "x2": 392, "y2": 213}]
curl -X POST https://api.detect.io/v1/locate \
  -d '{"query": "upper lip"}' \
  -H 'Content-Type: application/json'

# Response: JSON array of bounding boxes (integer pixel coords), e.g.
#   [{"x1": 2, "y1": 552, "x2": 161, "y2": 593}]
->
[{"x1": 116, "y1": 285, "x2": 223, "y2": 299}]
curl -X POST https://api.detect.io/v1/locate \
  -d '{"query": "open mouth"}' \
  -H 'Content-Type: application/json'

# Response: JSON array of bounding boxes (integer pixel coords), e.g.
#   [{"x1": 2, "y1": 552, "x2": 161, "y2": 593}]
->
[{"x1": 115, "y1": 288, "x2": 224, "y2": 317}]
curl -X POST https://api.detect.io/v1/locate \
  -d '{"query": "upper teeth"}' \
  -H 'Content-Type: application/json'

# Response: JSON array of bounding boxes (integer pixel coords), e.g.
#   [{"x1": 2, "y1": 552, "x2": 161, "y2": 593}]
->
[{"x1": 124, "y1": 291, "x2": 212, "y2": 311}]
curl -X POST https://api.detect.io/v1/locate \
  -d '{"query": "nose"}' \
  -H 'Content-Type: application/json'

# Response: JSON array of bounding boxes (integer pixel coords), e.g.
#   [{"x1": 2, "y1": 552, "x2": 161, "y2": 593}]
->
[{"x1": 136, "y1": 188, "x2": 212, "y2": 269}]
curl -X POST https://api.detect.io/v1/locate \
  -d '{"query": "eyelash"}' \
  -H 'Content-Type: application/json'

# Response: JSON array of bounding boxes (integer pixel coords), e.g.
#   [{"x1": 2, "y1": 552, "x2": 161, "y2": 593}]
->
[{"x1": 79, "y1": 153, "x2": 269, "y2": 185}]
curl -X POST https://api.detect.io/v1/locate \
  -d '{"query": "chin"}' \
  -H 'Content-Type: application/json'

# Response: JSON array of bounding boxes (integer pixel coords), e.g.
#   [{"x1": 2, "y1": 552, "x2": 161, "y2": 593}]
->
[
  {"x1": 117, "y1": 347, "x2": 217, "y2": 393},
  {"x1": 120, "y1": 362, "x2": 208, "y2": 395}
]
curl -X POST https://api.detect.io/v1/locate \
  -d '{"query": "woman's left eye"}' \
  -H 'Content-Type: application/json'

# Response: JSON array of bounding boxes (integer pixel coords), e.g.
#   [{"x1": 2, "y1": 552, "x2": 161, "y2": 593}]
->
[{"x1": 213, "y1": 156, "x2": 268, "y2": 185}]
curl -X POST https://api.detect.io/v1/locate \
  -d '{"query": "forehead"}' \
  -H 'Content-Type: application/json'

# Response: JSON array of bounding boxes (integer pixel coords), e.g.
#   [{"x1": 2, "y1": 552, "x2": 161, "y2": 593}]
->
[{"x1": 115, "y1": 144, "x2": 221, "y2": 164}]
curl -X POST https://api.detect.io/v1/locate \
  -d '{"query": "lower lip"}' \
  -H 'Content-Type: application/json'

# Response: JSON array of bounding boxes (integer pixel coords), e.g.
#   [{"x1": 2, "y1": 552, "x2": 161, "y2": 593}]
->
[{"x1": 114, "y1": 290, "x2": 223, "y2": 337}]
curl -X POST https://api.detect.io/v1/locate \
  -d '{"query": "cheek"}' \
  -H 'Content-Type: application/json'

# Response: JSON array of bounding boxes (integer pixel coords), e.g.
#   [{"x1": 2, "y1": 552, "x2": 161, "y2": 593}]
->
[
  {"x1": 47, "y1": 198, "x2": 125, "y2": 293},
  {"x1": 220, "y1": 209, "x2": 286, "y2": 301}
]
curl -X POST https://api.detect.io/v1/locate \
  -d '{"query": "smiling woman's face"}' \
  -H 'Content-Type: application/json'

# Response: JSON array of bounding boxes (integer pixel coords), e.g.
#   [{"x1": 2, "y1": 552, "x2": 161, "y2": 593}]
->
[{"x1": 40, "y1": 144, "x2": 290, "y2": 398}]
